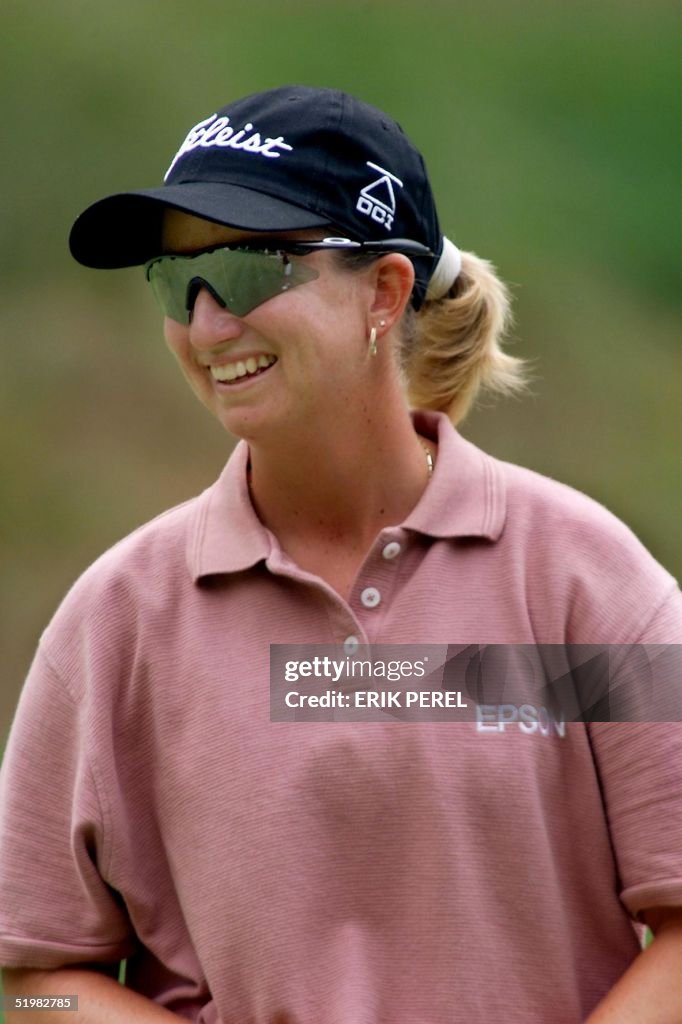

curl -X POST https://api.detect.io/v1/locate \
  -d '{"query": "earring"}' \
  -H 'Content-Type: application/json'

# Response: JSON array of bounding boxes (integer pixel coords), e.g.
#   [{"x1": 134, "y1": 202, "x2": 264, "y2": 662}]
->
[{"x1": 368, "y1": 325, "x2": 378, "y2": 357}]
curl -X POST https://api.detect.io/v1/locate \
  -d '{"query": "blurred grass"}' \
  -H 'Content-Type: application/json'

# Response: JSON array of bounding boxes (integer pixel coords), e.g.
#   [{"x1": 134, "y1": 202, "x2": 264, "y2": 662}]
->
[{"x1": 1, "y1": 0, "x2": 680, "y2": 737}]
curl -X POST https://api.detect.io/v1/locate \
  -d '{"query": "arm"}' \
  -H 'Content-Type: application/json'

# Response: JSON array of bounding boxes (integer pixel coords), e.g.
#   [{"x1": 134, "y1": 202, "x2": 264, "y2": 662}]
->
[
  {"x1": 2, "y1": 966, "x2": 181, "y2": 1023},
  {"x1": 584, "y1": 907, "x2": 682, "y2": 1023}
]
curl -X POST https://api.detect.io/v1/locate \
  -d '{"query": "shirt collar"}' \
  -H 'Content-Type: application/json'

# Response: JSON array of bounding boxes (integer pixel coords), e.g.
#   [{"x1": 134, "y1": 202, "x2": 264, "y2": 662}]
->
[
  {"x1": 188, "y1": 410, "x2": 506, "y2": 581},
  {"x1": 405, "y1": 410, "x2": 506, "y2": 540}
]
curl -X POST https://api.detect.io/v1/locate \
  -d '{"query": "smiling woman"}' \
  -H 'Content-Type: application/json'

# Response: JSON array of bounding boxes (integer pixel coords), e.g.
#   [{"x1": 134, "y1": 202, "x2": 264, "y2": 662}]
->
[{"x1": 1, "y1": 85, "x2": 681, "y2": 1024}]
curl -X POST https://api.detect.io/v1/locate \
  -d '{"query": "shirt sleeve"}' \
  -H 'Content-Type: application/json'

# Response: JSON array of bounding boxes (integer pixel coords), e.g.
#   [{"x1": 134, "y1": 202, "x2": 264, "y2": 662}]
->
[
  {"x1": 0, "y1": 647, "x2": 137, "y2": 969},
  {"x1": 587, "y1": 585, "x2": 682, "y2": 920}
]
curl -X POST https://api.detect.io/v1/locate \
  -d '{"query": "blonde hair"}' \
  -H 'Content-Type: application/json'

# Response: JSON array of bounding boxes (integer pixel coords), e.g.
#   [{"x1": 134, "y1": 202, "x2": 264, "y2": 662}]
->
[{"x1": 402, "y1": 250, "x2": 526, "y2": 425}]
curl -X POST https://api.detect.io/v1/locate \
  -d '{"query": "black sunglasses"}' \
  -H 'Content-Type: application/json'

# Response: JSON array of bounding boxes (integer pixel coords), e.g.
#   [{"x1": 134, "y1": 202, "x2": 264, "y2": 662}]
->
[{"x1": 145, "y1": 236, "x2": 434, "y2": 323}]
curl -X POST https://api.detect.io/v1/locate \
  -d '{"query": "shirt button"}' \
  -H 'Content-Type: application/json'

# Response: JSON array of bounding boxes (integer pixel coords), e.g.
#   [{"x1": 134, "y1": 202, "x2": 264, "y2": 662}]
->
[
  {"x1": 361, "y1": 587, "x2": 381, "y2": 609},
  {"x1": 344, "y1": 635, "x2": 360, "y2": 655},
  {"x1": 382, "y1": 541, "x2": 402, "y2": 560}
]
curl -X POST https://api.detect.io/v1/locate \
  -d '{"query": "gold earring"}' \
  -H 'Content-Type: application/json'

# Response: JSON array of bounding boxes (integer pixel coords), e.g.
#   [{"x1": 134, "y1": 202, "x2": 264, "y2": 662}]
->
[{"x1": 368, "y1": 326, "x2": 378, "y2": 357}]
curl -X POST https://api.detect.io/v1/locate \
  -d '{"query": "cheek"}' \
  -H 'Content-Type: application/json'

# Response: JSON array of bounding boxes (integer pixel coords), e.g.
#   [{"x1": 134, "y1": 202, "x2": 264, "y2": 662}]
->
[
  {"x1": 284, "y1": 275, "x2": 367, "y2": 344},
  {"x1": 163, "y1": 319, "x2": 201, "y2": 384},
  {"x1": 162, "y1": 319, "x2": 208, "y2": 399},
  {"x1": 163, "y1": 317, "x2": 187, "y2": 360}
]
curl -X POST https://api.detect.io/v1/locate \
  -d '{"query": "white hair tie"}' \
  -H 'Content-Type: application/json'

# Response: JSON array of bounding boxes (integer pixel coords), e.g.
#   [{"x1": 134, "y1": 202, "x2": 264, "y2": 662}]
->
[{"x1": 425, "y1": 236, "x2": 462, "y2": 301}]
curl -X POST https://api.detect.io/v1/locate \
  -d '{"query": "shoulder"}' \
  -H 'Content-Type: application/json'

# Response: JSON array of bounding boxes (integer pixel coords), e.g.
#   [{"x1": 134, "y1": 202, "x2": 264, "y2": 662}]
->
[
  {"x1": 76, "y1": 491, "x2": 202, "y2": 591},
  {"x1": 499, "y1": 459, "x2": 645, "y2": 552},
  {"x1": 494, "y1": 457, "x2": 681, "y2": 642},
  {"x1": 39, "y1": 489, "x2": 208, "y2": 682}
]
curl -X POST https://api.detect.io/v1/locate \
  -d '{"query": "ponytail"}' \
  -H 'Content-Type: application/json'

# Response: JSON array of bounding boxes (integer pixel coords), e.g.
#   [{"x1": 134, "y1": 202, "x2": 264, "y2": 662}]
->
[{"x1": 403, "y1": 250, "x2": 526, "y2": 425}]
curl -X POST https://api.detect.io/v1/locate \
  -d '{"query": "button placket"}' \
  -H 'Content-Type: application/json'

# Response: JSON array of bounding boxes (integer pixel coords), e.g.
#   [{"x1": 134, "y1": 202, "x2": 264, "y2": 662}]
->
[
  {"x1": 349, "y1": 531, "x2": 408, "y2": 631},
  {"x1": 321, "y1": 593, "x2": 368, "y2": 655},
  {"x1": 344, "y1": 635, "x2": 360, "y2": 655},
  {"x1": 382, "y1": 541, "x2": 402, "y2": 560},
  {"x1": 360, "y1": 586, "x2": 381, "y2": 609}
]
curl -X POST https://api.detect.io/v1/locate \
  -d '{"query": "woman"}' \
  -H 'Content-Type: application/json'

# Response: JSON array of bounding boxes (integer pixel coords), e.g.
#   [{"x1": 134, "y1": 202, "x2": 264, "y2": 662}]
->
[{"x1": 1, "y1": 85, "x2": 681, "y2": 1024}]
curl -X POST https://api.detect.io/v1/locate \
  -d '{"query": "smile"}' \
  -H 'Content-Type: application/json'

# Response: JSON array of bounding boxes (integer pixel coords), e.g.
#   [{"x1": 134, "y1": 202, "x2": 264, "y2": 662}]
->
[{"x1": 209, "y1": 354, "x2": 277, "y2": 383}]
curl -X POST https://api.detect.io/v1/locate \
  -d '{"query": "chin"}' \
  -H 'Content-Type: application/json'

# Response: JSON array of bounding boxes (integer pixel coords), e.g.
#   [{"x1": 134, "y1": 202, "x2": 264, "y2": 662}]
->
[{"x1": 213, "y1": 406, "x2": 278, "y2": 443}]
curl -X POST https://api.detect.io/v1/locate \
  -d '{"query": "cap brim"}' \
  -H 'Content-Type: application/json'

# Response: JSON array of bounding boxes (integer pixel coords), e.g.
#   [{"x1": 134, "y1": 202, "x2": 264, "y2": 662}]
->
[{"x1": 68, "y1": 182, "x2": 330, "y2": 269}]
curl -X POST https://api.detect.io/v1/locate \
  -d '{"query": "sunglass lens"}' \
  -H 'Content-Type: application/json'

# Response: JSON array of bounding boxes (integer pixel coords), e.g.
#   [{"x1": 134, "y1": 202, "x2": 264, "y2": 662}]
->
[{"x1": 146, "y1": 248, "x2": 320, "y2": 323}]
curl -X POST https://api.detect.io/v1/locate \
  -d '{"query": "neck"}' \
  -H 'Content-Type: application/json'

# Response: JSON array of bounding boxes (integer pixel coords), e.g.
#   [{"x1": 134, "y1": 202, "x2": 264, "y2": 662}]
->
[{"x1": 246, "y1": 408, "x2": 434, "y2": 550}]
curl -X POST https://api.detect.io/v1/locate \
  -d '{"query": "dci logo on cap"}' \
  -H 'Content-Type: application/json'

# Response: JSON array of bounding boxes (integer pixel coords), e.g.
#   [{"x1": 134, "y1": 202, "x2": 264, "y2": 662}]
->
[{"x1": 356, "y1": 161, "x2": 404, "y2": 232}]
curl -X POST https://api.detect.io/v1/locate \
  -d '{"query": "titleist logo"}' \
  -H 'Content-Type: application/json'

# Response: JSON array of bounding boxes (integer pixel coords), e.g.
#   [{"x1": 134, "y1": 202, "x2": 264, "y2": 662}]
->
[{"x1": 165, "y1": 113, "x2": 294, "y2": 180}]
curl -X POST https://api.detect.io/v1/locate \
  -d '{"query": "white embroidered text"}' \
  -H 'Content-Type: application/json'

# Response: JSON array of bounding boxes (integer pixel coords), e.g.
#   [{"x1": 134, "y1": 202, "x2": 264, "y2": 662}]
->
[{"x1": 165, "y1": 114, "x2": 294, "y2": 180}]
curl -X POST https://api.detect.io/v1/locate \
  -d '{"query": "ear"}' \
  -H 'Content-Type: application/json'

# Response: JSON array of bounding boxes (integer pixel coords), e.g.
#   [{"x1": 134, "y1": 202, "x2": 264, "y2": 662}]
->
[{"x1": 367, "y1": 254, "x2": 415, "y2": 330}]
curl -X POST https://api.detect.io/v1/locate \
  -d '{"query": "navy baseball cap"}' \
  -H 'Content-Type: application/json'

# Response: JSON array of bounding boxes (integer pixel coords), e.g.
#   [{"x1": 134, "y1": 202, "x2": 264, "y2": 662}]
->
[{"x1": 68, "y1": 85, "x2": 443, "y2": 306}]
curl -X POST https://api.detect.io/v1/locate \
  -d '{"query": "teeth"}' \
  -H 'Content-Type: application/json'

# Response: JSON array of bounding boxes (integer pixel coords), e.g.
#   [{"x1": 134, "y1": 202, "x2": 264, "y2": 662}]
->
[
  {"x1": 210, "y1": 363, "x2": 238, "y2": 382},
  {"x1": 210, "y1": 355, "x2": 276, "y2": 382}
]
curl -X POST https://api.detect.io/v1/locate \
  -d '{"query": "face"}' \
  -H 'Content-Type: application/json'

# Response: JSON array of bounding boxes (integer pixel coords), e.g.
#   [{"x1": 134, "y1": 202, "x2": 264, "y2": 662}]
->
[{"x1": 161, "y1": 209, "x2": 377, "y2": 441}]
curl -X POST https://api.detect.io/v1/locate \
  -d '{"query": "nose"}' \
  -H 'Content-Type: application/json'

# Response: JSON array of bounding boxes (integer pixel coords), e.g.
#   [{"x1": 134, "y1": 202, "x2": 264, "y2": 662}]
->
[{"x1": 187, "y1": 285, "x2": 245, "y2": 349}]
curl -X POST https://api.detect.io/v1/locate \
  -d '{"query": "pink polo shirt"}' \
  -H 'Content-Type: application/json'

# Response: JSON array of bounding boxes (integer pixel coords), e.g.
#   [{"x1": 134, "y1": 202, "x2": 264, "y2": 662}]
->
[{"x1": 1, "y1": 411, "x2": 681, "y2": 1024}]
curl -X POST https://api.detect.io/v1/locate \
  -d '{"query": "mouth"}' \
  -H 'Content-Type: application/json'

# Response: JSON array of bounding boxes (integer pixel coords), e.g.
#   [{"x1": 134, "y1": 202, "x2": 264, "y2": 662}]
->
[{"x1": 209, "y1": 354, "x2": 278, "y2": 385}]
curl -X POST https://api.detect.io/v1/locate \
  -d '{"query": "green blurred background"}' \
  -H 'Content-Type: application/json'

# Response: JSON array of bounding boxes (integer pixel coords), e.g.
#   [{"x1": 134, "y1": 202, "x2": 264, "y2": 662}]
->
[{"x1": 1, "y1": 0, "x2": 680, "y2": 748}]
